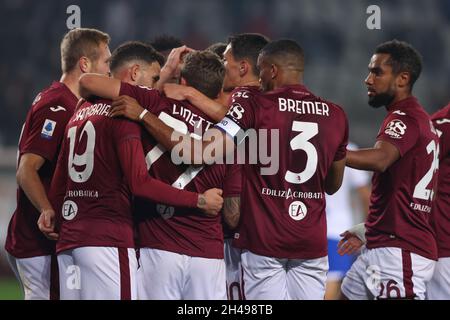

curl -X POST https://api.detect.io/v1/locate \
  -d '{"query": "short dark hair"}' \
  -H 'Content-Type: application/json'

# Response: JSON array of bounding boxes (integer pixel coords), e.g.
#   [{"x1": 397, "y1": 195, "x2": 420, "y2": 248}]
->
[
  {"x1": 206, "y1": 42, "x2": 227, "y2": 59},
  {"x1": 260, "y1": 39, "x2": 305, "y2": 71},
  {"x1": 109, "y1": 41, "x2": 164, "y2": 72},
  {"x1": 228, "y1": 33, "x2": 270, "y2": 77},
  {"x1": 150, "y1": 35, "x2": 183, "y2": 53},
  {"x1": 61, "y1": 28, "x2": 110, "y2": 73},
  {"x1": 181, "y1": 51, "x2": 225, "y2": 99},
  {"x1": 375, "y1": 39, "x2": 422, "y2": 88}
]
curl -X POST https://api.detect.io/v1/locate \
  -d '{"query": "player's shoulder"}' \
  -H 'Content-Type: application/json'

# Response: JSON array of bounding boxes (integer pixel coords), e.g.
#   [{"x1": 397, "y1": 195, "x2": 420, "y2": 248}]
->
[
  {"x1": 131, "y1": 83, "x2": 160, "y2": 97},
  {"x1": 121, "y1": 82, "x2": 161, "y2": 103},
  {"x1": 135, "y1": 84, "x2": 159, "y2": 94},
  {"x1": 385, "y1": 108, "x2": 422, "y2": 131},
  {"x1": 229, "y1": 86, "x2": 261, "y2": 104},
  {"x1": 321, "y1": 97, "x2": 346, "y2": 115},
  {"x1": 389, "y1": 96, "x2": 427, "y2": 121},
  {"x1": 180, "y1": 98, "x2": 213, "y2": 121},
  {"x1": 230, "y1": 85, "x2": 261, "y2": 97},
  {"x1": 315, "y1": 95, "x2": 348, "y2": 124},
  {"x1": 283, "y1": 84, "x2": 346, "y2": 115},
  {"x1": 32, "y1": 81, "x2": 76, "y2": 113},
  {"x1": 431, "y1": 103, "x2": 450, "y2": 121}
]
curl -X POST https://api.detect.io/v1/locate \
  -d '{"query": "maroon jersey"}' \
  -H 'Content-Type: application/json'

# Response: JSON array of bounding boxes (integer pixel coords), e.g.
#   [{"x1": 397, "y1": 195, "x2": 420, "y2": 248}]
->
[
  {"x1": 51, "y1": 98, "x2": 199, "y2": 253},
  {"x1": 5, "y1": 82, "x2": 78, "y2": 258},
  {"x1": 430, "y1": 103, "x2": 450, "y2": 258},
  {"x1": 216, "y1": 85, "x2": 349, "y2": 259},
  {"x1": 222, "y1": 164, "x2": 242, "y2": 240},
  {"x1": 366, "y1": 97, "x2": 439, "y2": 260},
  {"x1": 120, "y1": 83, "x2": 239, "y2": 259}
]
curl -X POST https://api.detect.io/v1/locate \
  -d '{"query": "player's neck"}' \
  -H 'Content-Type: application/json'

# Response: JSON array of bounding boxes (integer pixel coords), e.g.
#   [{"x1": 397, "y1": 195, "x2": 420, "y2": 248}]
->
[
  {"x1": 387, "y1": 91, "x2": 413, "y2": 110},
  {"x1": 274, "y1": 77, "x2": 304, "y2": 90},
  {"x1": 240, "y1": 77, "x2": 260, "y2": 88},
  {"x1": 274, "y1": 73, "x2": 304, "y2": 90},
  {"x1": 60, "y1": 72, "x2": 82, "y2": 99}
]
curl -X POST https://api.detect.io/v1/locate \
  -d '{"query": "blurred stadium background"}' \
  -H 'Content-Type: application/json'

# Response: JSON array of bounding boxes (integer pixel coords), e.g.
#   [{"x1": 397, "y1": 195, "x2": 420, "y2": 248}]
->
[{"x1": 0, "y1": 0, "x2": 448, "y2": 299}]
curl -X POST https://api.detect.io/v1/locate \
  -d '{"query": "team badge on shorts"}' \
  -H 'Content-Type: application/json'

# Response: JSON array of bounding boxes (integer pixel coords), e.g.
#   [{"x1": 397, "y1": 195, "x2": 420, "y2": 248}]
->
[{"x1": 289, "y1": 200, "x2": 307, "y2": 221}]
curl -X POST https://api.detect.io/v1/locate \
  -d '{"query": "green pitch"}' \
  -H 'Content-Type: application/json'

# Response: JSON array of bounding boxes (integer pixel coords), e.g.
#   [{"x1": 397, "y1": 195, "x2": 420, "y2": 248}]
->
[{"x1": 0, "y1": 278, "x2": 23, "y2": 300}]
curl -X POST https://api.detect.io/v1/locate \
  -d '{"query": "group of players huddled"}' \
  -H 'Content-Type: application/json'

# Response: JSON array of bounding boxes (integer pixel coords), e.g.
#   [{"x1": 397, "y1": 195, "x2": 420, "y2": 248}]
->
[{"x1": 4, "y1": 28, "x2": 449, "y2": 300}]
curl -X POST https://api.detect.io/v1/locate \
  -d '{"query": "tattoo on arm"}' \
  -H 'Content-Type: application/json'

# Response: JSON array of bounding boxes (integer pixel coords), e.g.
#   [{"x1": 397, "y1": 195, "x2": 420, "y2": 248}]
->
[
  {"x1": 197, "y1": 194, "x2": 206, "y2": 207},
  {"x1": 223, "y1": 196, "x2": 240, "y2": 230}
]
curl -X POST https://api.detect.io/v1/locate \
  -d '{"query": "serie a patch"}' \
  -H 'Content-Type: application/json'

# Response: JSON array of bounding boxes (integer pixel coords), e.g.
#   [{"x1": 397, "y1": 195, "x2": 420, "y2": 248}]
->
[{"x1": 41, "y1": 119, "x2": 56, "y2": 139}]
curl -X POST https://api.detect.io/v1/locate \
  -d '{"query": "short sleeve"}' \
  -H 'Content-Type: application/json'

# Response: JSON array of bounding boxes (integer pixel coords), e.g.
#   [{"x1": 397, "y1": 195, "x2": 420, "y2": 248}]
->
[
  {"x1": 333, "y1": 111, "x2": 349, "y2": 161},
  {"x1": 431, "y1": 105, "x2": 450, "y2": 159},
  {"x1": 21, "y1": 99, "x2": 73, "y2": 162},
  {"x1": 119, "y1": 82, "x2": 163, "y2": 114},
  {"x1": 215, "y1": 89, "x2": 256, "y2": 141},
  {"x1": 377, "y1": 113, "x2": 419, "y2": 156}
]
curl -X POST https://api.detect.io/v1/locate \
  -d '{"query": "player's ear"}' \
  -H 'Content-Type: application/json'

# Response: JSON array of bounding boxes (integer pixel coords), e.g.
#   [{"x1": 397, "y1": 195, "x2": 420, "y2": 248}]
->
[
  {"x1": 79, "y1": 56, "x2": 91, "y2": 73},
  {"x1": 239, "y1": 61, "x2": 248, "y2": 77},
  {"x1": 271, "y1": 64, "x2": 278, "y2": 79},
  {"x1": 397, "y1": 71, "x2": 410, "y2": 89},
  {"x1": 130, "y1": 64, "x2": 140, "y2": 82}
]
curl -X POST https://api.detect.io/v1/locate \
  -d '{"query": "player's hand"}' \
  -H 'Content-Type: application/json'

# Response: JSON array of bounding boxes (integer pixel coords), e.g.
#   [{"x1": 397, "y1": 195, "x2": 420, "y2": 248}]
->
[
  {"x1": 110, "y1": 95, "x2": 145, "y2": 121},
  {"x1": 160, "y1": 46, "x2": 195, "y2": 82},
  {"x1": 37, "y1": 208, "x2": 59, "y2": 241},
  {"x1": 198, "y1": 188, "x2": 224, "y2": 216},
  {"x1": 337, "y1": 231, "x2": 363, "y2": 256},
  {"x1": 163, "y1": 83, "x2": 191, "y2": 101},
  {"x1": 163, "y1": 45, "x2": 194, "y2": 74}
]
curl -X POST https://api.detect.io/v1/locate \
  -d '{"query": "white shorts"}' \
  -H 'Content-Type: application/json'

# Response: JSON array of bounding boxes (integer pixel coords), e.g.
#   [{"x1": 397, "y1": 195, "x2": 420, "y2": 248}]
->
[
  {"x1": 7, "y1": 253, "x2": 59, "y2": 300},
  {"x1": 57, "y1": 247, "x2": 138, "y2": 300},
  {"x1": 426, "y1": 257, "x2": 450, "y2": 300},
  {"x1": 241, "y1": 250, "x2": 328, "y2": 300},
  {"x1": 137, "y1": 248, "x2": 227, "y2": 300},
  {"x1": 341, "y1": 247, "x2": 435, "y2": 300},
  {"x1": 224, "y1": 239, "x2": 244, "y2": 300}
]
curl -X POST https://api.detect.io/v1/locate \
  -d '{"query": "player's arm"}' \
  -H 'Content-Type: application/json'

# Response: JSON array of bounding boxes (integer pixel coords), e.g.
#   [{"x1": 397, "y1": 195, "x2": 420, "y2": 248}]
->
[
  {"x1": 39, "y1": 146, "x2": 70, "y2": 240},
  {"x1": 223, "y1": 196, "x2": 240, "y2": 230},
  {"x1": 163, "y1": 83, "x2": 228, "y2": 122},
  {"x1": 324, "y1": 157, "x2": 346, "y2": 195},
  {"x1": 17, "y1": 154, "x2": 57, "y2": 239},
  {"x1": 142, "y1": 111, "x2": 232, "y2": 164},
  {"x1": 79, "y1": 73, "x2": 121, "y2": 100},
  {"x1": 117, "y1": 133, "x2": 223, "y2": 215},
  {"x1": 346, "y1": 140, "x2": 400, "y2": 173},
  {"x1": 17, "y1": 153, "x2": 54, "y2": 213},
  {"x1": 110, "y1": 97, "x2": 233, "y2": 164}
]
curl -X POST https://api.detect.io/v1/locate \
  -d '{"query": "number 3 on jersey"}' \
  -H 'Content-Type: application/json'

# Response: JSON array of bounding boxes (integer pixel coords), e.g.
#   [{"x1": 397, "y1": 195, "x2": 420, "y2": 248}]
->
[
  {"x1": 285, "y1": 121, "x2": 319, "y2": 184},
  {"x1": 67, "y1": 121, "x2": 95, "y2": 183}
]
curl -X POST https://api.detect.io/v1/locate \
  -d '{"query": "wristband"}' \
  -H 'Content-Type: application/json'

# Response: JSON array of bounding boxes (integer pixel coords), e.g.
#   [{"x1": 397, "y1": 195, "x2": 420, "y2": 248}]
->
[
  {"x1": 347, "y1": 223, "x2": 367, "y2": 243},
  {"x1": 139, "y1": 109, "x2": 149, "y2": 121}
]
